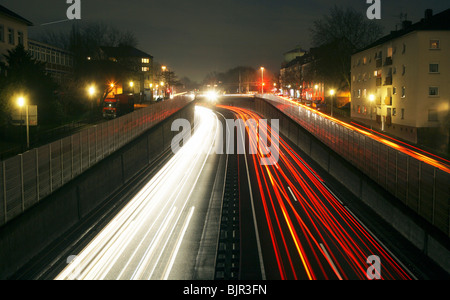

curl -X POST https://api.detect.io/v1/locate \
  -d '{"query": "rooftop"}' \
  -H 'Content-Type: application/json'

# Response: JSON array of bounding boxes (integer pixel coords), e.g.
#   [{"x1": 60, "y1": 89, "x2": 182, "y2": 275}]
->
[
  {"x1": 100, "y1": 46, "x2": 153, "y2": 59},
  {"x1": 358, "y1": 8, "x2": 450, "y2": 52},
  {"x1": 0, "y1": 4, "x2": 33, "y2": 26}
]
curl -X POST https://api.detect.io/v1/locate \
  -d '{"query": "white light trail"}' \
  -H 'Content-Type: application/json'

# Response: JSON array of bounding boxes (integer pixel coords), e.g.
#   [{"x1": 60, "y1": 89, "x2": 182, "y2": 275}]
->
[{"x1": 55, "y1": 106, "x2": 219, "y2": 280}]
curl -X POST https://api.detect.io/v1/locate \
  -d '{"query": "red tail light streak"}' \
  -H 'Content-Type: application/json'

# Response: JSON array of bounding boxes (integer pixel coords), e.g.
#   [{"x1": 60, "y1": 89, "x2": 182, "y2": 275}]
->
[
  {"x1": 219, "y1": 104, "x2": 415, "y2": 280},
  {"x1": 273, "y1": 96, "x2": 450, "y2": 174}
]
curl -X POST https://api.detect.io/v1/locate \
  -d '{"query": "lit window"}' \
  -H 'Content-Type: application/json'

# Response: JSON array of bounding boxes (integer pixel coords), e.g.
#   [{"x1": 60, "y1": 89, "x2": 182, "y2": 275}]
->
[
  {"x1": 142, "y1": 67, "x2": 149, "y2": 72},
  {"x1": 429, "y1": 87, "x2": 439, "y2": 96},
  {"x1": 142, "y1": 58, "x2": 150, "y2": 64},
  {"x1": 387, "y1": 47, "x2": 393, "y2": 57},
  {"x1": 429, "y1": 64, "x2": 439, "y2": 73},
  {"x1": 430, "y1": 40, "x2": 440, "y2": 49}
]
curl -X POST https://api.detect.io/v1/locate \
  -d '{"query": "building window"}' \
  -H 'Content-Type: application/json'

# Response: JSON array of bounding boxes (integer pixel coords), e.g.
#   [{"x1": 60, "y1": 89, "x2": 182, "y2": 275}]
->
[
  {"x1": 428, "y1": 109, "x2": 438, "y2": 122},
  {"x1": 401, "y1": 109, "x2": 405, "y2": 120},
  {"x1": 8, "y1": 28, "x2": 14, "y2": 45},
  {"x1": 387, "y1": 47, "x2": 393, "y2": 57},
  {"x1": 393, "y1": 108, "x2": 397, "y2": 116},
  {"x1": 0, "y1": 25, "x2": 4, "y2": 42},
  {"x1": 142, "y1": 67, "x2": 149, "y2": 72},
  {"x1": 429, "y1": 87, "x2": 439, "y2": 97},
  {"x1": 393, "y1": 87, "x2": 397, "y2": 95},
  {"x1": 142, "y1": 58, "x2": 150, "y2": 64},
  {"x1": 430, "y1": 40, "x2": 440, "y2": 49},
  {"x1": 402, "y1": 65, "x2": 406, "y2": 75},
  {"x1": 402, "y1": 43, "x2": 406, "y2": 54},
  {"x1": 18, "y1": 31, "x2": 24, "y2": 46},
  {"x1": 401, "y1": 86, "x2": 406, "y2": 98},
  {"x1": 429, "y1": 64, "x2": 439, "y2": 73}
]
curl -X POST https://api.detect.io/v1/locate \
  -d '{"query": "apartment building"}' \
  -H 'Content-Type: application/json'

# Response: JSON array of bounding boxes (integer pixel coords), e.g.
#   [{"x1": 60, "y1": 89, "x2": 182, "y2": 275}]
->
[
  {"x1": 0, "y1": 5, "x2": 33, "y2": 62},
  {"x1": 351, "y1": 9, "x2": 450, "y2": 151}
]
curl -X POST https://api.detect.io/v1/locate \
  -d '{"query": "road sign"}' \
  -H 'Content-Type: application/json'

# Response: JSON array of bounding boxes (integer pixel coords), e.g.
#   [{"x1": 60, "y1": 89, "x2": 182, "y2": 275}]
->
[{"x1": 11, "y1": 105, "x2": 38, "y2": 126}]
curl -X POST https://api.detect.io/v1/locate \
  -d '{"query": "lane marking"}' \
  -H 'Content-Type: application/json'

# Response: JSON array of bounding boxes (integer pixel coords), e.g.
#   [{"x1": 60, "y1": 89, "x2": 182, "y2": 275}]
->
[
  {"x1": 319, "y1": 243, "x2": 343, "y2": 280},
  {"x1": 162, "y1": 206, "x2": 196, "y2": 280},
  {"x1": 287, "y1": 186, "x2": 298, "y2": 202},
  {"x1": 238, "y1": 114, "x2": 267, "y2": 280}
]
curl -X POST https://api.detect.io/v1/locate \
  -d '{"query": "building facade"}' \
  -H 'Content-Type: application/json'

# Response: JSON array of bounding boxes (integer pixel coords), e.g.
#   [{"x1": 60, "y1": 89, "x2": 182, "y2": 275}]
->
[
  {"x1": 351, "y1": 9, "x2": 450, "y2": 151},
  {"x1": 100, "y1": 46, "x2": 154, "y2": 101},
  {"x1": 28, "y1": 39, "x2": 74, "y2": 84},
  {"x1": 0, "y1": 5, "x2": 32, "y2": 63}
]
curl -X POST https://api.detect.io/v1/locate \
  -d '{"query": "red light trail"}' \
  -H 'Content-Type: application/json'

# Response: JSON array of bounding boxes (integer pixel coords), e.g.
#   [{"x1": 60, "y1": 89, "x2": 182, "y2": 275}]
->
[
  {"x1": 271, "y1": 96, "x2": 450, "y2": 174},
  {"x1": 218, "y1": 104, "x2": 415, "y2": 280}
]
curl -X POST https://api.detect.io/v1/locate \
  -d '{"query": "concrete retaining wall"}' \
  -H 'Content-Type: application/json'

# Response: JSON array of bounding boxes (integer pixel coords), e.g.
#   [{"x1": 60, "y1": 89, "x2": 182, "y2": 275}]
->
[
  {"x1": 221, "y1": 96, "x2": 450, "y2": 274},
  {"x1": 0, "y1": 102, "x2": 195, "y2": 279}
]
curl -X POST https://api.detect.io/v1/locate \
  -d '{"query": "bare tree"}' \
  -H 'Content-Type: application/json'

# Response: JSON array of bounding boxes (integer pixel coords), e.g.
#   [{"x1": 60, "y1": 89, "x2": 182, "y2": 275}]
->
[
  {"x1": 309, "y1": 6, "x2": 384, "y2": 93},
  {"x1": 311, "y1": 5, "x2": 384, "y2": 50}
]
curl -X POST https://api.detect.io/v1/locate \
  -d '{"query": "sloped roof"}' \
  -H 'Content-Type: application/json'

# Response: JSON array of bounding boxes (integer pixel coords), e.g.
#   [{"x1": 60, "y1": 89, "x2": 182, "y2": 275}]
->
[
  {"x1": 100, "y1": 46, "x2": 153, "y2": 59},
  {"x1": 0, "y1": 5, "x2": 33, "y2": 26},
  {"x1": 358, "y1": 8, "x2": 450, "y2": 53}
]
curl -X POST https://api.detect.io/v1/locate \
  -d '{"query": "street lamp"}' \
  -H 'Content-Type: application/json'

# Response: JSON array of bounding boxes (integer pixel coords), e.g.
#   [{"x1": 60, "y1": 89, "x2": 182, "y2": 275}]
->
[
  {"x1": 87, "y1": 85, "x2": 97, "y2": 116},
  {"x1": 260, "y1": 67, "x2": 265, "y2": 94},
  {"x1": 329, "y1": 89, "x2": 336, "y2": 117},
  {"x1": 369, "y1": 94, "x2": 375, "y2": 130},
  {"x1": 17, "y1": 96, "x2": 29, "y2": 149}
]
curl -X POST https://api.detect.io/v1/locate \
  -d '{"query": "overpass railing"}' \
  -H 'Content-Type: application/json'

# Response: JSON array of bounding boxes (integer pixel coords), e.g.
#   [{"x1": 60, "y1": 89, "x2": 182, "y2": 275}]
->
[
  {"x1": 0, "y1": 95, "x2": 193, "y2": 227},
  {"x1": 258, "y1": 94, "x2": 450, "y2": 237}
]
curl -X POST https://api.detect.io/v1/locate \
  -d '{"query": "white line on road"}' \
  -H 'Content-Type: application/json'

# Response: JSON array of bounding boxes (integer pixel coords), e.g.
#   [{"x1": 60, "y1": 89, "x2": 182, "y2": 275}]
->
[
  {"x1": 287, "y1": 186, "x2": 298, "y2": 202},
  {"x1": 162, "y1": 206, "x2": 196, "y2": 280},
  {"x1": 319, "y1": 243, "x2": 343, "y2": 280}
]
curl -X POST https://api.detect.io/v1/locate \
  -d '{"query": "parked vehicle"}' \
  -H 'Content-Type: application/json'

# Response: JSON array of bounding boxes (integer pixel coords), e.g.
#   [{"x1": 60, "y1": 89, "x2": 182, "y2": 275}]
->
[{"x1": 103, "y1": 94, "x2": 135, "y2": 119}]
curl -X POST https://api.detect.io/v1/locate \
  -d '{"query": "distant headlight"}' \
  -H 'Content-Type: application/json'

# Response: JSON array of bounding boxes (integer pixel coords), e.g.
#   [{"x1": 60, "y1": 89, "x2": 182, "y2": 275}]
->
[{"x1": 206, "y1": 91, "x2": 218, "y2": 102}]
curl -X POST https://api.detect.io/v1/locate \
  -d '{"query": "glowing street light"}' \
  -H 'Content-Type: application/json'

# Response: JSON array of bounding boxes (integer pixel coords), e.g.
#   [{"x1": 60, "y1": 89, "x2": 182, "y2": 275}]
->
[
  {"x1": 261, "y1": 67, "x2": 265, "y2": 94},
  {"x1": 329, "y1": 89, "x2": 336, "y2": 117},
  {"x1": 88, "y1": 85, "x2": 96, "y2": 97}
]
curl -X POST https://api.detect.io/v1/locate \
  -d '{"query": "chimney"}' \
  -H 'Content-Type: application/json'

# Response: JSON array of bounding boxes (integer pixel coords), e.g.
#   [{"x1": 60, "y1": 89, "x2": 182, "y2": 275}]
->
[
  {"x1": 402, "y1": 20, "x2": 412, "y2": 30},
  {"x1": 424, "y1": 9, "x2": 433, "y2": 21}
]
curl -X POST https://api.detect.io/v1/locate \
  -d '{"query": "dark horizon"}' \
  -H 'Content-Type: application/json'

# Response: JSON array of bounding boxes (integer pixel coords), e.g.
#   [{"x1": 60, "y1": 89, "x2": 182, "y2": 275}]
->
[{"x1": 1, "y1": 0, "x2": 449, "y2": 82}]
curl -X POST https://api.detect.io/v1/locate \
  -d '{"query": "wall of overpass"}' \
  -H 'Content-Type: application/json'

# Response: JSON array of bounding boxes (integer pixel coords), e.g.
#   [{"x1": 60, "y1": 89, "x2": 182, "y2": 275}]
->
[
  {"x1": 220, "y1": 95, "x2": 450, "y2": 274},
  {"x1": 0, "y1": 100, "x2": 195, "y2": 279}
]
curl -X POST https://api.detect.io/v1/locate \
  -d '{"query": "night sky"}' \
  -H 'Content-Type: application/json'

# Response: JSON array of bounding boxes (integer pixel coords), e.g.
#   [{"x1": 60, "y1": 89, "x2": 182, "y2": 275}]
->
[{"x1": 1, "y1": 0, "x2": 448, "y2": 82}]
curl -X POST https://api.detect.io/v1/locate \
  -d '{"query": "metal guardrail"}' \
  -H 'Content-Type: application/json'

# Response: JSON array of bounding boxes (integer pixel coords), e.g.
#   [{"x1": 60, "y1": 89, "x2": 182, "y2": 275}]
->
[
  {"x1": 258, "y1": 94, "x2": 450, "y2": 237},
  {"x1": 0, "y1": 96, "x2": 193, "y2": 227}
]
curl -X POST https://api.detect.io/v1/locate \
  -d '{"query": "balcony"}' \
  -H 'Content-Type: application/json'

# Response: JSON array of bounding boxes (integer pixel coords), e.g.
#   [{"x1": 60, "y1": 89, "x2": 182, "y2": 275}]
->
[
  {"x1": 384, "y1": 57, "x2": 393, "y2": 66},
  {"x1": 385, "y1": 96, "x2": 392, "y2": 106},
  {"x1": 384, "y1": 76, "x2": 393, "y2": 86},
  {"x1": 376, "y1": 77, "x2": 382, "y2": 87},
  {"x1": 376, "y1": 58, "x2": 382, "y2": 68}
]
